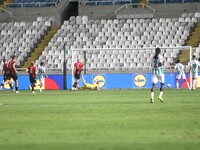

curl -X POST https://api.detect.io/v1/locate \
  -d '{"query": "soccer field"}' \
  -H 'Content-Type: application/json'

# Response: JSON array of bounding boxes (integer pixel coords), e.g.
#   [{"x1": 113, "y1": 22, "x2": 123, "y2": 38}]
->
[{"x1": 0, "y1": 89, "x2": 200, "y2": 150}]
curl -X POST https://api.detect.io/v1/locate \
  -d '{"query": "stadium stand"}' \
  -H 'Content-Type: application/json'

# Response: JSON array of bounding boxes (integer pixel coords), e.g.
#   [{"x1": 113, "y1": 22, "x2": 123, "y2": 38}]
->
[
  {"x1": 0, "y1": 18, "x2": 52, "y2": 67},
  {"x1": 148, "y1": 0, "x2": 199, "y2": 4},
  {"x1": 193, "y1": 10, "x2": 200, "y2": 59},
  {"x1": 36, "y1": 13, "x2": 199, "y2": 71},
  {"x1": 82, "y1": 0, "x2": 139, "y2": 6},
  {"x1": 4, "y1": 0, "x2": 59, "y2": 7},
  {"x1": 81, "y1": 0, "x2": 199, "y2": 5}
]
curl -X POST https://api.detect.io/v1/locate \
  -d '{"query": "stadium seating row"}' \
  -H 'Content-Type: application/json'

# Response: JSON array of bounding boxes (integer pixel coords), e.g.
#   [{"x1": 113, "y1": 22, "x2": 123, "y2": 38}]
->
[
  {"x1": 84, "y1": 0, "x2": 138, "y2": 6},
  {"x1": 0, "y1": 18, "x2": 52, "y2": 66},
  {"x1": 82, "y1": 0, "x2": 199, "y2": 6},
  {"x1": 1, "y1": 14, "x2": 199, "y2": 71},
  {"x1": 36, "y1": 14, "x2": 198, "y2": 71},
  {"x1": 148, "y1": 0, "x2": 199, "y2": 4},
  {"x1": 5, "y1": 0, "x2": 58, "y2": 7},
  {"x1": 14, "y1": 0, "x2": 57, "y2": 2}
]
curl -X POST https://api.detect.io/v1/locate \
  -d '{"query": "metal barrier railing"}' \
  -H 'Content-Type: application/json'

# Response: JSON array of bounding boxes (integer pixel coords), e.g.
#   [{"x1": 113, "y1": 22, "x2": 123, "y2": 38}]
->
[
  {"x1": 115, "y1": 3, "x2": 156, "y2": 15},
  {"x1": 0, "y1": 7, "x2": 12, "y2": 17},
  {"x1": 79, "y1": 0, "x2": 133, "y2": 6},
  {"x1": 79, "y1": 0, "x2": 199, "y2": 6}
]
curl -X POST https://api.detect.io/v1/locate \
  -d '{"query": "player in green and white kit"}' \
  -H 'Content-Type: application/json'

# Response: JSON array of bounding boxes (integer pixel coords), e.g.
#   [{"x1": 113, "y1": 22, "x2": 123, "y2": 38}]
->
[
  {"x1": 171, "y1": 60, "x2": 190, "y2": 90},
  {"x1": 37, "y1": 62, "x2": 48, "y2": 92},
  {"x1": 189, "y1": 55, "x2": 200, "y2": 90},
  {"x1": 151, "y1": 48, "x2": 164, "y2": 103}
]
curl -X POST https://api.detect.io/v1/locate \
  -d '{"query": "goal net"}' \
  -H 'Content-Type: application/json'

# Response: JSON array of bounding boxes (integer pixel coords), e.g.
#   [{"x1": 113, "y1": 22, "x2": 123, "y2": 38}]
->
[{"x1": 70, "y1": 46, "x2": 192, "y2": 87}]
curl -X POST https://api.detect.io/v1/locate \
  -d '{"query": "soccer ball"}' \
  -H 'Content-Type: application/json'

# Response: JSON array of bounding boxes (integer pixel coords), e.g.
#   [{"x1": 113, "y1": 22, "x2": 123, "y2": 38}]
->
[
  {"x1": 70, "y1": 87, "x2": 78, "y2": 91},
  {"x1": 167, "y1": 83, "x2": 171, "y2": 88}
]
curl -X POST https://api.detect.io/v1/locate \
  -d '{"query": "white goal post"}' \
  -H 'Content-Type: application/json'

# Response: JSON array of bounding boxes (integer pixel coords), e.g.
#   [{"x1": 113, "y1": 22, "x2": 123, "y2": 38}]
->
[{"x1": 70, "y1": 46, "x2": 193, "y2": 87}]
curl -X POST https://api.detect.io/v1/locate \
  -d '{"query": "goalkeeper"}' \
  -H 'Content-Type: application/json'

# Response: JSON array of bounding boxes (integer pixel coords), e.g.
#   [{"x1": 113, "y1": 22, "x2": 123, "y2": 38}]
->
[{"x1": 79, "y1": 75, "x2": 100, "y2": 90}]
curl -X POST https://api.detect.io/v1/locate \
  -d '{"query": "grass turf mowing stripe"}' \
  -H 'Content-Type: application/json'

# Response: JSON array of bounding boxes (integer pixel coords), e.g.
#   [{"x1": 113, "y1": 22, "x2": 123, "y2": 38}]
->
[{"x1": 0, "y1": 89, "x2": 200, "y2": 150}]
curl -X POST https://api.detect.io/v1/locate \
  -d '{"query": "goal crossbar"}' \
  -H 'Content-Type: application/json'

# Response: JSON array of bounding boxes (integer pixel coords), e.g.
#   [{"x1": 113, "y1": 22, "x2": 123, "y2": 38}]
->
[{"x1": 70, "y1": 46, "x2": 193, "y2": 87}]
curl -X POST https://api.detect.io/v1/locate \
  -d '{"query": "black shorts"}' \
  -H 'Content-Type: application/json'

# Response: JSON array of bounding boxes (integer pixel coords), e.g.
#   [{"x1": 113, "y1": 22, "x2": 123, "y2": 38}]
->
[
  {"x1": 3, "y1": 74, "x2": 11, "y2": 81},
  {"x1": 74, "y1": 74, "x2": 81, "y2": 80},
  {"x1": 29, "y1": 76, "x2": 36, "y2": 84},
  {"x1": 10, "y1": 73, "x2": 18, "y2": 81}
]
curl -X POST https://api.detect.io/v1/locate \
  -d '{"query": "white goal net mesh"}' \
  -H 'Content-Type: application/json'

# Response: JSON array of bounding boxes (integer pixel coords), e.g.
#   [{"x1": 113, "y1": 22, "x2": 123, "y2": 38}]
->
[{"x1": 70, "y1": 46, "x2": 192, "y2": 73}]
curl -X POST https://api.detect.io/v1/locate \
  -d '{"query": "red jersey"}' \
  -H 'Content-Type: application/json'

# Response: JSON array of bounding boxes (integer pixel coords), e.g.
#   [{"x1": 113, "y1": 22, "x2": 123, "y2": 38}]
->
[
  {"x1": 74, "y1": 62, "x2": 83, "y2": 75},
  {"x1": 8, "y1": 60, "x2": 17, "y2": 74},
  {"x1": 27, "y1": 66, "x2": 37, "y2": 77},
  {"x1": 3, "y1": 63, "x2": 9, "y2": 75}
]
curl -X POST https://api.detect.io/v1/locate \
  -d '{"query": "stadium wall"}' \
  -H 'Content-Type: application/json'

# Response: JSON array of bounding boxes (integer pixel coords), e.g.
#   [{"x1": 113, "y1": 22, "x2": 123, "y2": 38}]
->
[
  {"x1": 150, "y1": 3, "x2": 200, "y2": 18},
  {"x1": 0, "y1": 10, "x2": 11, "y2": 22},
  {"x1": 79, "y1": 3, "x2": 200, "y2": 20},
  {"x1": 1, "y1": 73, "x2": 199, "y2": 90}
]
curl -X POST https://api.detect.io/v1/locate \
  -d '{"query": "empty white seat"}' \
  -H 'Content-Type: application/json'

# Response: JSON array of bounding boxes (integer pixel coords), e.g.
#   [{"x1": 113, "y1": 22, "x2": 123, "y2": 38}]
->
[
  {"x1": 137, "y1": 63, "x2": 144, "y2": 68},
  {"x1": 130, "y1": 63, "x2": 136, "y2": 68},
  {"x1": 27, "y1": 15, "x2": 197, "y2": 70},
  {"x1": 1, "y1": 30, "x2": 7, "y2": 35},
  {"x1": 192, "y1": 17, "x2": 198, "y2": 23},
  {"x1": 14, "y1": 22, "x2": 20, "y2": 27},
  {"x1": 167, "y1": 58, "x2": 173, "y2": 63},
  {"x1": 37, "y1": 17, "x2": 43, "y2": 22}
]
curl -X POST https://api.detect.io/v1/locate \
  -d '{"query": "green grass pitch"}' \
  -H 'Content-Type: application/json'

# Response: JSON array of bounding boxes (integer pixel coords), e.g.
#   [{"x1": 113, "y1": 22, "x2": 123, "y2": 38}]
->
[{"x1": 0, "y1": 89, "x2": 200, "y2": 150}]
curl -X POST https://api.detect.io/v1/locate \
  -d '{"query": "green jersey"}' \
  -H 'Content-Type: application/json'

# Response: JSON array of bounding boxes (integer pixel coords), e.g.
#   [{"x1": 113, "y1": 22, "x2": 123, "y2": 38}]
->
[
  {"x1": 174, "y1": 63, "x2": 184, "y2": 74},
  {"x1": 152, "y1": 54, "x2": 164, "y2": 75},
  {"x1": 190, "y1": 60, "x2": 200, "y2": 74}
]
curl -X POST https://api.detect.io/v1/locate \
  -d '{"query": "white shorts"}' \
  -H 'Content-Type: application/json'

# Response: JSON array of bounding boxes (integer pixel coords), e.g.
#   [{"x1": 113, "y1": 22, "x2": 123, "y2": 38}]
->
[
  {"x1": 38, "y1": 76, "x2": 44, "y2": 84},
  {"x1": 152, "y1": 74, "x2": 165, "y2": 84},
  {"x1": 192, "y1": 72, "x2": 198, "y2": 79},
  {"x1": 176, "y1": 73, "x2": 186, "y2": 80}
]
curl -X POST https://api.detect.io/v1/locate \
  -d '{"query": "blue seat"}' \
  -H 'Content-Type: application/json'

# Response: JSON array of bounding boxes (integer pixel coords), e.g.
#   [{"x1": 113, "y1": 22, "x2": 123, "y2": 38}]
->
[
  {"x1": 87, "y1": 0, "x2": 139, "y2": 5},
  {"x1": 166, "y1": 0, "x2": 182, "y2": 3},
  {"x1": 14, "y1": 0, "x2": 22, "y2": 2},
  {"x1": 46, "y1": 0, "x2": 57, "y2": 2},
  {"x1": 12, "y1": 0, "x2": 58, "y2": 7},
  {"x1": 96, "y1": 1, "x2": 113, "y2": 5},
  {"x1": 40, "y1": 2, "x2": 47, "y2": 7},
  {"x1": 149, "y1": 0, "x2": 165, "y2": 4},
  {"x1": 21, "y1": 0, "x2": 27, "y2": 2},
  {"x1": 14, "y1": 0, "x2": 57, "y2": 2},
  {"x1": 184, "y1": 0, "x2": 199, "y2": 2},
  {"x1": 11, "y1": 3, "x2": 22, "y2": 7}
]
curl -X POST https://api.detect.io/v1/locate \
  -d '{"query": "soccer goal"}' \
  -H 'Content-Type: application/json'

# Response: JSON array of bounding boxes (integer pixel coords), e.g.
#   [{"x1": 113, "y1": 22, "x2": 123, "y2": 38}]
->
[{"x1": 70, "y1": 46, "x2": 193, "y2": 87}]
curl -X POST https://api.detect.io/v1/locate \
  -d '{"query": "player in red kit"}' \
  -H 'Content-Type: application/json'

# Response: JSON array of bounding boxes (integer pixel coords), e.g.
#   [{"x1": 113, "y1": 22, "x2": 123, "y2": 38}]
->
[
  {"x1": 0, "y1": 58, "x2": 13, "y2": 91},
  {"x1": 71, "y1": 59, "x2": 84, "y2": 91},
  {"x1": 8, "y1": 55, "x2": 20, "y2": 93},
  {"x1": 26, "y1": 61, "x2": 37, "y2": 94}
]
